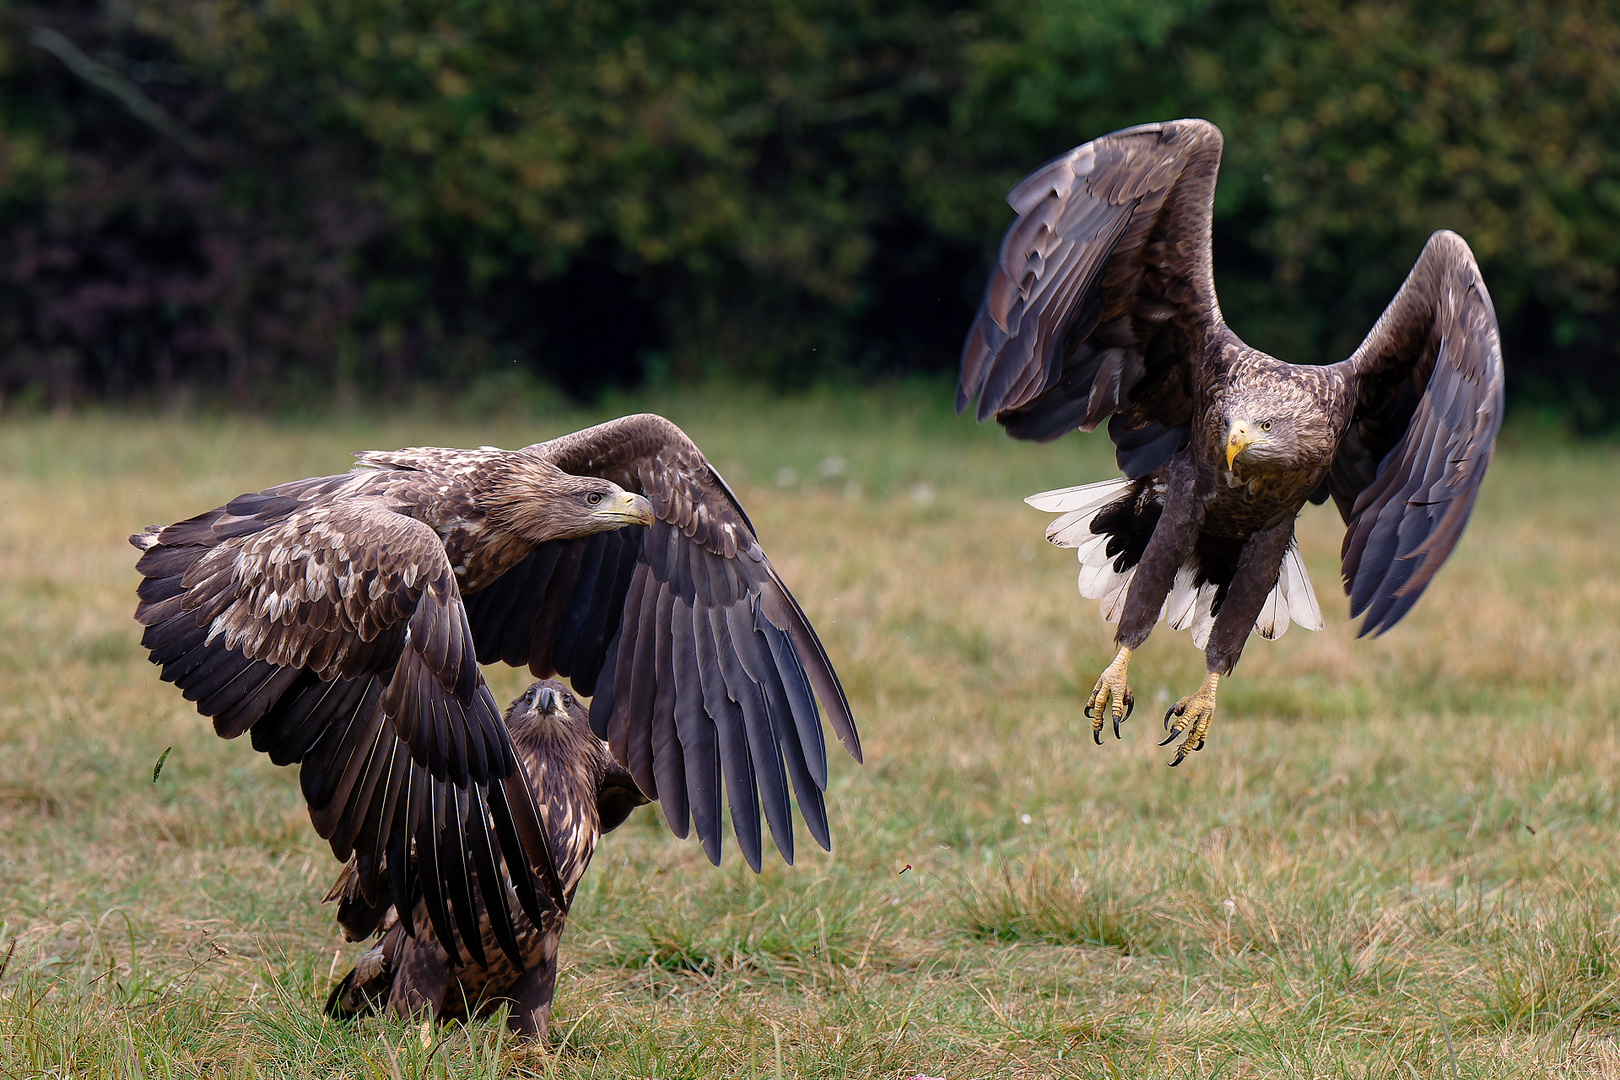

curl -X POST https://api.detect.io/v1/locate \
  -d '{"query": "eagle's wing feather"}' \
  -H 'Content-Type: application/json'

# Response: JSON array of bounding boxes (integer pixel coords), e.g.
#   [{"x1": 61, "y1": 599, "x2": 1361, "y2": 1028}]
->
[
  {"x1": 957, "y1": 119, "x2": 1225, "y2": 478},
  {"x1": 1332, "y1": 230, "x2": 1504, "y2": 636},
  {"x1": 597, "y1": 756, "x2": 652, "y2": 834},
  {"x1": 461, "y1": 413, "x2": 856, "y2": 872},
  {"x1": 132, "y1": 496, "x2": 559, "y2": 969}
]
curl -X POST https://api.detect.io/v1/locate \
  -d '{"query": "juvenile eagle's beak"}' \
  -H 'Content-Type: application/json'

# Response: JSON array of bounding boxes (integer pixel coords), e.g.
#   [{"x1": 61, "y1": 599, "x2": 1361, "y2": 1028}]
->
[
  {"x1": 595, "y1": 491, "x2": 655, "y2": 527},
  {"x1": 537, "y1": 686, "x2": 559, "y2": 715},
  {"x1": 1226, "y1": 422, "x2": 1256, "y2": 471}
]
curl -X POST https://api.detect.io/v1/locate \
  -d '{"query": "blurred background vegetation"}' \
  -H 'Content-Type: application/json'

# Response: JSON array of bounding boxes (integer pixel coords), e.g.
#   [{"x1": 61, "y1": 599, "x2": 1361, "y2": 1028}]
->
[{"x1": 0, "y1": 1, "x2": 1616, "y2": 426}]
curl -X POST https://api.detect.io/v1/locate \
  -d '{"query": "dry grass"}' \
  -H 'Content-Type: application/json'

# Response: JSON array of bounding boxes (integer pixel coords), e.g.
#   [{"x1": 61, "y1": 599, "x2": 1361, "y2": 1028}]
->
[{"x1": 1, "y1": 384, "x2": 1619, "y2": 1078}]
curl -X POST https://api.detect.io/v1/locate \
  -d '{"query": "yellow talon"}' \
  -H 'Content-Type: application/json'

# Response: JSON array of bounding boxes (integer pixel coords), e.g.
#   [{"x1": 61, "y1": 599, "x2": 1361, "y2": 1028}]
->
[
  {"x1": 1161, "y1": 672, "x2": 1220, "y2": 766},
  {"x1": 1085, "y1": 646, "x2": 1135, "y2": 743}
]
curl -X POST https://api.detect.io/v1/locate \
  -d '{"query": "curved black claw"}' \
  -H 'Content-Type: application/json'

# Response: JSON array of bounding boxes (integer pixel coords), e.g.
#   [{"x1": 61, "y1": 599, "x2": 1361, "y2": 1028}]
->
[
  {"x1": 1093, "y1": 726, "x2": 1102, "y2": 746},
  {"x1": 1163, "y1": 707, "x2": 1192, "y2": 765},
  {"x1": 1167, "y1": 733, "x2": 1205, "y2": 767},
  {"x1": 1159, "y1": 704, "x2": 1185, "y2": 745},
  {"x1": 1114, "y1": 690, "x2": 1136, "y2": 739}
]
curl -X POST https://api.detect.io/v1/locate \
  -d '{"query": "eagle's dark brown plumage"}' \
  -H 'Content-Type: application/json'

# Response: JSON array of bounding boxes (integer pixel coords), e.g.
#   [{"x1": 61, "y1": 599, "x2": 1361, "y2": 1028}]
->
[
  {"x1": 130, "y1": 413, "x2": 859, "y2": 968},
  {"x1": 957, "y1": 119, "x2": 1503, "y2": 763},
  {"x1": 325, "y1": 679, "x2": 647, "y2": 1038}
]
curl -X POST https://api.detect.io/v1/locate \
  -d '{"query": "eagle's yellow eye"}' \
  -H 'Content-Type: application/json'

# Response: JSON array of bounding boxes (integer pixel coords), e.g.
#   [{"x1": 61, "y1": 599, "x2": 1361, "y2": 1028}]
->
[
  {"x1": 1259, "y1": 420, "x2": 1272, "y2": 432},
  {"x1": 586, "y1": 492, "x2": 603, "y2": 505}
]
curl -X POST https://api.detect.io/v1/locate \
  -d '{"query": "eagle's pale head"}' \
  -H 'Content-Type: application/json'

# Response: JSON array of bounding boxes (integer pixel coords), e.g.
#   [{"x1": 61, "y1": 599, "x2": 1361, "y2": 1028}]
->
[
  {"x1": 490, "y1": 459, "x2": 654, "y2": 542},
  {"x1": 1222, "y1": 370, "x2": 1337, "y2": 475}
]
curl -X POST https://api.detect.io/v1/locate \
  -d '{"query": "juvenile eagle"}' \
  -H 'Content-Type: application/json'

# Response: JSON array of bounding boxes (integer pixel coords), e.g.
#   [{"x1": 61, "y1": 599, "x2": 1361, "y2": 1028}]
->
[
  {"x1": 957, "y1": 119, "x2": 1503, "y2": 764},
  {"x1": 131, "y1": 414, "x2": 858, "y2": 965},
  {"x1": 325, "y1": 680, "x2": 648, "y2": 1038}
]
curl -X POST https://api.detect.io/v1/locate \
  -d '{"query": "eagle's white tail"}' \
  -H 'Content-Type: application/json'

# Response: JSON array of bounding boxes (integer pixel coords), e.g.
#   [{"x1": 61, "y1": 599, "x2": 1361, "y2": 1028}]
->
[{"x1": 1027, "y1": 479, "x2": 1323, "y2": 648}]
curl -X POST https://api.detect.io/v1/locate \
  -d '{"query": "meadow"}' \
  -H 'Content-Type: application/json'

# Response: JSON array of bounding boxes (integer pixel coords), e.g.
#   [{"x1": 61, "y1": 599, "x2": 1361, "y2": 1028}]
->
[{"x1": 1, "y1": 385, "x2": 1618, "y2": 1078}]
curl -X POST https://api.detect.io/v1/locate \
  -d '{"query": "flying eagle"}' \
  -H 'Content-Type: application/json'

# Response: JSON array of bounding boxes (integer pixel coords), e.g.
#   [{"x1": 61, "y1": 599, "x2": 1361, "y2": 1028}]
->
[
  {"x1": 131, "y1": 414, "x2": 858, "y2": 965},
  {"x1": 326, "y1": 679, "x2": 648, "y2": 1038},
  {"x1": 956, "y1": 119, "x2": 1503, "y2": 764}
]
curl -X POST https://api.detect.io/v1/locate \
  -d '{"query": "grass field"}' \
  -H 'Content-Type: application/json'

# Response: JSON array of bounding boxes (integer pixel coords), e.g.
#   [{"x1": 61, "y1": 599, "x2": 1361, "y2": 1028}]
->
[{"x1": 2, "y1": 385, "x2": 1619, "y2": 1078}]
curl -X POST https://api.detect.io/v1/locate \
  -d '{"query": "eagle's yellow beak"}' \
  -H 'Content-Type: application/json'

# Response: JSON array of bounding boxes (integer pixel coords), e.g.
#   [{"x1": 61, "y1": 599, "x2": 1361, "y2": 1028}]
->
[
  {"x1": 1226, "y1": 422, "x2": 1255, "y2": 471},
  {"x1": 593, "y1": 491, "x2": 655, "y2": 527}
]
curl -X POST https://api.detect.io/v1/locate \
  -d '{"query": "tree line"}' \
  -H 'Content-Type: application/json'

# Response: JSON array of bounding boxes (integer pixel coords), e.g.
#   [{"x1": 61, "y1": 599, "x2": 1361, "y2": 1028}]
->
[{"x1": 1, "y1": 1, "x2": 1616, "y2": 424}]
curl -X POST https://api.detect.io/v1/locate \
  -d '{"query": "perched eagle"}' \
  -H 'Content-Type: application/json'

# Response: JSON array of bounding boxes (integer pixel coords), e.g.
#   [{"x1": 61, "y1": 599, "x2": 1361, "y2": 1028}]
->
[
  {"x1": 131, "y1": 414, "x2": 858, "y2": 967},
  {"x1": 325, "y1": 679, "x2": 648, "y2": 1038},
  {"x1": 957, "y1": 119, "x2": 1503, "y2": 764}
]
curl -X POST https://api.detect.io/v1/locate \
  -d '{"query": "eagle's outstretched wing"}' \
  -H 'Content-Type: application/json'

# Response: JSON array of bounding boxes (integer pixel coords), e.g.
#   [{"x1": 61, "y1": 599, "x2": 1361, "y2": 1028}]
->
[
  {"x1": 956, "y1": 118, "x2": 1226, "y2": 478},
  {"x1": 132, "y1": 492, "x2": 559, "y2": 971},
  {"x1": 461, "y1": 414, "x2": 860, "y2": 872},
  {"x1": 1331, "y1": 230, "x2": 1504, "y2": 636}
]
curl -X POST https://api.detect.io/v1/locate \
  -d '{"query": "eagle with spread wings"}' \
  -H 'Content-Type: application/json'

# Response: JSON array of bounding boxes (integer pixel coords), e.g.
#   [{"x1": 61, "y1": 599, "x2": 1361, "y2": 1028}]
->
[
  {"x1": 957, "y1": 119, "x2": 1503, "y2": 764},
  {"x1": 131, "y1": 414, "x2": 858, "y2": 966}
]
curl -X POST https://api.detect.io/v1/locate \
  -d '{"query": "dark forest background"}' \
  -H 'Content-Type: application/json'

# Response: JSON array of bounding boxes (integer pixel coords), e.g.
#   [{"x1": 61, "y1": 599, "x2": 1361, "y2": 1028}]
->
[{"x1": 1, "y1": 1, "x2": 1617, "y2": 423}]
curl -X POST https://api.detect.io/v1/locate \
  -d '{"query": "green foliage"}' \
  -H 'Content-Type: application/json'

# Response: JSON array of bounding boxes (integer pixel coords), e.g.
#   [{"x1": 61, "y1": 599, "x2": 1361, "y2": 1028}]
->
[
  {"x1": 1184, "y1": 1, "x2": 1620, "y2": 361},
  {"x1": 138, "y1": 0, "x2": 965, "y2": 299},
  {"x1": 2, "y1": 2, "x2": 1619, "y2": 412}
]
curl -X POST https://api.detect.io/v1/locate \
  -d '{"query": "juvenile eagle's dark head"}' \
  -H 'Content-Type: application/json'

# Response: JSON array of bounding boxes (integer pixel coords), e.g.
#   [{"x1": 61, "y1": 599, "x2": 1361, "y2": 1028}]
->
[{"x1": 507, "y1": 679, "x2": 588, "y2": 732}]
